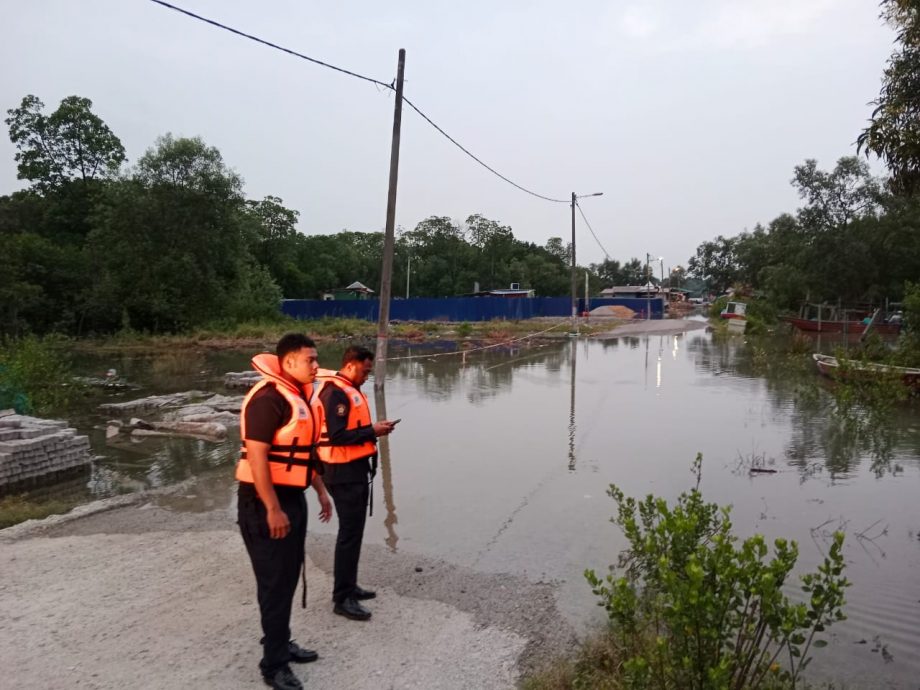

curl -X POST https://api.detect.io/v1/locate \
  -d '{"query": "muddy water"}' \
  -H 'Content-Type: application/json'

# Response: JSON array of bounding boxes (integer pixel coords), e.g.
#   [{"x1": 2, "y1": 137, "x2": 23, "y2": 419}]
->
[{"x1": 7, "y1": 333, "x2": 920, "y2": 688}]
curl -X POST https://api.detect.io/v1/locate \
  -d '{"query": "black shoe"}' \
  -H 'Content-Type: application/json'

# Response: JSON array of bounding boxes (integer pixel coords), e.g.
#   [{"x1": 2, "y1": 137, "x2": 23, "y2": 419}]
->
[
  {"x1": 353, "y1": 585, "x2": 376, "y2": 601},
  {"x1": 287, "y1": 640, "x2": 318, "y2": 664},
  {"x1": 262, "y1": 665, "x2": 303, "y2": 690},
  {"x1": 333, "y1": 596, "x2": 372, "y2": 621}
]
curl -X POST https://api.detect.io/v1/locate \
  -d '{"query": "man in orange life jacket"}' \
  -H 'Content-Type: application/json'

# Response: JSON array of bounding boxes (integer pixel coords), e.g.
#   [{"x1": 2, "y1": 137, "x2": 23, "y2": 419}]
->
[
  {"x1": 315, "y1": 346, "x2": 396, "y2": 621},
  {"x1": 237, "y1": 333, "x2": 333, "y2": 690}
]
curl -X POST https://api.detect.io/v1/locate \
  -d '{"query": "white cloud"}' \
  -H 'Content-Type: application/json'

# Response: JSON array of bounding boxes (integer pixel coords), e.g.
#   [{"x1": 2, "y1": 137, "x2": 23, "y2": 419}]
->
[
  {"x1": 615, "y1": 0, "x2": 842, "y2": 51},
  {"x1": 620, "y1": 5, "x2": 661, "y2": 39},
  {"x1": 692, "y1": 0, "x2": 838, "y2": 48}
]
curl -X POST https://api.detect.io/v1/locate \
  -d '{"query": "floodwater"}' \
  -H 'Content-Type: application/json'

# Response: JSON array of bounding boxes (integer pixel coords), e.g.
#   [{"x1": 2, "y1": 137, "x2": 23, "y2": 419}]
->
[{"x1": 6, "y1": 329, "x2": 920, "y2": 688}]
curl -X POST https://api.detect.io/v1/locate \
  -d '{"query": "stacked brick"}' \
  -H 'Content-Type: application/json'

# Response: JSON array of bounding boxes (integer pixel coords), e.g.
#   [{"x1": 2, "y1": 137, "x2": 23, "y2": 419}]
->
[
  {"x1": 0, "y1": 410, "x2": 91, "y2": 488},
  {"x1": 224, "y1": 371, "x2": 261, "y2": 390}
]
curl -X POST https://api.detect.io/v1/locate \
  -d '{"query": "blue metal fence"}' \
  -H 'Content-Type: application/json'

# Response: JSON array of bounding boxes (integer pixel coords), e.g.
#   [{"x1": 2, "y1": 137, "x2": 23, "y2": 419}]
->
[{"x1": 281, "y1": 296, "x2": 665, "y2": 322}]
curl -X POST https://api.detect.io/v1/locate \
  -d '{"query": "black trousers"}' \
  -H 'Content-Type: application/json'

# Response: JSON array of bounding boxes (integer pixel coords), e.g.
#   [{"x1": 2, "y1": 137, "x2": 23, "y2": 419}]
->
[
  {"x1": 238, "y1": 483, "x2": 307, "y2": 675},
  {"x1": 327, "y1": 480, "x2": 369, "y2": 603}
]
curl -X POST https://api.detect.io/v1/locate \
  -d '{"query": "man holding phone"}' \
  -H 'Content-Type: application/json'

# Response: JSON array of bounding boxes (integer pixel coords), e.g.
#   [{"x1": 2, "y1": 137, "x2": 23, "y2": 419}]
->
[{"x1": 315, "y1": 346, "x2": 397, "y2": 621}]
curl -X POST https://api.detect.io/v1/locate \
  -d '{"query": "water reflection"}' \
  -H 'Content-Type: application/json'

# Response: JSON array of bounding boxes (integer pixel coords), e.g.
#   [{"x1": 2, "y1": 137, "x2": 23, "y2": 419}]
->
[
  {"x1": 568, "y1": 340, "x2": 576, "y2": 471},
  {"x1": 373, "y1": 386, "x2": 399, "y2": 553},
  {"x1": 686, "y1": 333, "x2": 920, "y2": 479}
]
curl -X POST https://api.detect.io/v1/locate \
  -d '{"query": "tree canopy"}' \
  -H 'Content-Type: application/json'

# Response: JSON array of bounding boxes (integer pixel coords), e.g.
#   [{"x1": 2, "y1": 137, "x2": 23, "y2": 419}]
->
[
  {"x1": 858, "y1": 0, "x2": 920, "y2": 194},
  {"x1": 1, "y1": 93, "x2": 621, "y2": 336}
]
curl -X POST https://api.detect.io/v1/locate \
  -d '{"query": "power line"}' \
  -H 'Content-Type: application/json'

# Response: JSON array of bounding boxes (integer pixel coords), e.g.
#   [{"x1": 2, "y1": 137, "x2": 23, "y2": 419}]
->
[
  {"x1": 147, "y1": 0, "x2": 391, "y2": 88},
  {"x1": 576, "y1": 200, "x2": 611, "y2": 260},
  {"x1": 146, "y1": 0, "x2": 568, "y2": 204},
  {"x1": 401, "y1": 98, "x2": 568, "y2": 203}
]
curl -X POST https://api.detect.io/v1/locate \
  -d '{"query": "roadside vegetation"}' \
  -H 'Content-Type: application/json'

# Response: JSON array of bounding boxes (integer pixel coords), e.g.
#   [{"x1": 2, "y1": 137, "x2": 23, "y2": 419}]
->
[
  {"x1": 72, "y1": 317, "x2": 616, "y2": 352},
  {"x1": 525, "y1": 456, "x2": 849, "y2": 690},
  {"x1": 0, "y1": 335, "x2": 80, "y2": 415}
]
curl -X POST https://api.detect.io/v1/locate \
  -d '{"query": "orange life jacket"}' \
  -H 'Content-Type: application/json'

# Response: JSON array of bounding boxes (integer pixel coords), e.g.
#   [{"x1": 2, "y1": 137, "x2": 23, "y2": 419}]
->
[
  {"x1": 314, "y1": 369, "x2": 377, "y2": 464},
  {"x1": 236, "y1": 353, "x2": 324, "y2": 488}
]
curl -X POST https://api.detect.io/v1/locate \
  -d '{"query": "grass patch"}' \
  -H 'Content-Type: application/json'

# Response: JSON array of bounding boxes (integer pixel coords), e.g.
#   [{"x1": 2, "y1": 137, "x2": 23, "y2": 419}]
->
[
  {"x1": 74, "y1": 317, "x2": 608, "y2": 352},
  {"x1": 0, "y1": 493, "x2": 81, "y2": 529},
  {"x1": 523, "y1": 631, "x2": 621, "y2": 690}
]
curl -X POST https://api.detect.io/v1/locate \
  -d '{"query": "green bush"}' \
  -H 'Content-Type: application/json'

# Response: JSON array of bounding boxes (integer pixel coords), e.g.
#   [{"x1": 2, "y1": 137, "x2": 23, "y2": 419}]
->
[
  {"x1": 0, "y1": 335, "x2": 79, "y2": 415},
  {"x1": 709, "y1": 296, "x2": 729, "y2": 319},
  {"x1": 585, "y1": 455, "x2": 848, "y2": 690}
]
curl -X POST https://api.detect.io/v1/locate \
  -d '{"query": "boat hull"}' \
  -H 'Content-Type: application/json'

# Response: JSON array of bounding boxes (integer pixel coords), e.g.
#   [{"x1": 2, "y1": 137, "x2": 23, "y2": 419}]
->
[
  {"x1": 784, "y1": 316, "x2": 900, "y2": 335},
  {"x1": 812, "y1": 354, "x2": 920, "y2": 390}
]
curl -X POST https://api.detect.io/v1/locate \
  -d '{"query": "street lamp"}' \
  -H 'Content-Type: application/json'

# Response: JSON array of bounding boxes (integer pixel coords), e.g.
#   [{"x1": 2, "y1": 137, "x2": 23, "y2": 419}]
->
[{"x1": 571, "y1": 192, "x2": 603, "y2": 334}]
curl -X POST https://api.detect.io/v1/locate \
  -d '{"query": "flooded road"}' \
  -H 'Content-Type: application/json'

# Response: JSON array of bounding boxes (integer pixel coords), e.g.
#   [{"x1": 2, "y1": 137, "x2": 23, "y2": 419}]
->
[{"x1": 6, "y1": 330, "x2": 920, "y2": 687}]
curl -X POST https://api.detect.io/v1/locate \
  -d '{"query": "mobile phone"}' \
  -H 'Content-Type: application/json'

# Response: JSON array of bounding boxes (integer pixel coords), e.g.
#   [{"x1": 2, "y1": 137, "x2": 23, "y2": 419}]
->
[{"x1": 391, "y1": 418, "x2": 402, "y2": 425}]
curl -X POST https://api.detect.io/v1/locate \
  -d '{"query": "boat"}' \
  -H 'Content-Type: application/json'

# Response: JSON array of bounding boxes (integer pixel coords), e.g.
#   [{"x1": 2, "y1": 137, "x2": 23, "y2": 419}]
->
[
  {"x1": 784, "y1": 316, "x2": 901, "y2": 335},
  {"x1": 783, "y1": 302, "x2": 902, "y2": 335},
  {"x1": 720, "y1": 302, "x2": 746, "y2": 319},
  {"x1": 726, "y1": 318, "x2": 747, "y2": 334},
  {"x1": 812, "y1": 353, "x2": 920, "y2": 390}
]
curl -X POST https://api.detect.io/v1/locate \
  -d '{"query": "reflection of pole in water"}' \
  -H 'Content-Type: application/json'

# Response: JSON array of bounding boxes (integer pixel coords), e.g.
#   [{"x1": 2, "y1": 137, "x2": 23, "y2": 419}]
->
[
  {"x1": 373, "y1": 386, "x2": 399, "y2": 552},
  {"x1": 656, "y1": 335, "x2": 663, "y2": 389},
  {"x1": 644, "y1": 336, "x2": 649, "y2": 390},
  {"x1": 568, "y1": 340, "x2": 577, "y2": 471}
]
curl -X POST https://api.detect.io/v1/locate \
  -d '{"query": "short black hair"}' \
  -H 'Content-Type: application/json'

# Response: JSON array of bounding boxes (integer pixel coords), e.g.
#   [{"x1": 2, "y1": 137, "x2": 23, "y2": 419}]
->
[
  {"x1": 276, "y1": 333, "x2": 316, "y2": 362},
  {"x1": 342, "y1": 345, "x2": 374, "y2": 366}
]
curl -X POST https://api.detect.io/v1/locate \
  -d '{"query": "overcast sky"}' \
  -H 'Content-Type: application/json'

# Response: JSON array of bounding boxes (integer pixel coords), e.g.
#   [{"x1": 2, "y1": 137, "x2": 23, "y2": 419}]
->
[{"x1": 1, "y1": 0, "x2": 895, "y2": 269}]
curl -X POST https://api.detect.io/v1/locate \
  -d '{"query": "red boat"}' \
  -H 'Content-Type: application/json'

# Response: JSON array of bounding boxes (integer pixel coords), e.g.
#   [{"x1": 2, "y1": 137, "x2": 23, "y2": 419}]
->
[{"x1": 783, "y1": 316, "x2": 901, "y2": 335}]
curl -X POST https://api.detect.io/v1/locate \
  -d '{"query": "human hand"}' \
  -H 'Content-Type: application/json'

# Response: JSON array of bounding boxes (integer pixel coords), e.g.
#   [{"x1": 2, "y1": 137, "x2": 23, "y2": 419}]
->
[
  {"x1": 373, "y1": 421, "x2": 396, "y2": 437},
  {"x1": 266, "y1": 507, "x2": 291, "y2": 539},
  {"x1": 318, "y1": 492, "x2": 333, "y2": 523}
]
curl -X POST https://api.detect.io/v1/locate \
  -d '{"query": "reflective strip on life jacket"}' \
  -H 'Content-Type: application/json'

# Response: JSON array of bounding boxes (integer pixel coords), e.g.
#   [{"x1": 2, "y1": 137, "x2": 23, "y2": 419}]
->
[
  {"x1": 236, "y1": 353, "x2": 324, "y2": 488},
  {"x1": 314, "y1": 372, "x2": 377, "y2": 464}
]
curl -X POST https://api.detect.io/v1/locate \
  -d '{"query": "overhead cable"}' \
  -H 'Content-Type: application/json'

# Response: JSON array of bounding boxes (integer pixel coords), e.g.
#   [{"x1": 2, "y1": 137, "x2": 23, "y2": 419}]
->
[
  {"x1": 147, "y1": 0, "x2": 568, "y2": 203},
  {"x1": 576, "y1": 201, "x2": 611, "y2": 260}
]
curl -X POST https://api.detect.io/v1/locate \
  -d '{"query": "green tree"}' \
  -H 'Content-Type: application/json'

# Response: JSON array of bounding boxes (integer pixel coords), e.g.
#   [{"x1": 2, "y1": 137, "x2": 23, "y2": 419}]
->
[
  {"x1": 791, "y1": 157, "x2": 881, "y2": 232},
  {"x1": 87, "y1": 135, "x2": 279, "y2": 331},
  {"x1": 858, "y1": 0, "x2": 920, "y2": 194},
  {"x1": 688, "y1": 235, "x2": 738, "y2": 294},
  {"x1": 244, "y1": 195, "x2": 311, "y2": 298},
  {"x1": 5, "y1": 95, "x2": 125, "y2": 190},
  {"x1": 544, "y1": 236, "x2": 569, "y2": 263}
]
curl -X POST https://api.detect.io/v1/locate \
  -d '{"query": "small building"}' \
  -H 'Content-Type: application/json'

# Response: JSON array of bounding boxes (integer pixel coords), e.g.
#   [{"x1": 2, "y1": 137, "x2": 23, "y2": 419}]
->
[
  {"x1": 465, "y1": 283, "x2": 535, "y2": 298},
  {"x1": 600, "y1": 284, "x2": 659, "y2": 299},
  {"x1": 600, "y1": 284, "x2": 689, "y2": 303},
  {"x1": 321, "y1": 281, "x2": 375, "y2": 301}
]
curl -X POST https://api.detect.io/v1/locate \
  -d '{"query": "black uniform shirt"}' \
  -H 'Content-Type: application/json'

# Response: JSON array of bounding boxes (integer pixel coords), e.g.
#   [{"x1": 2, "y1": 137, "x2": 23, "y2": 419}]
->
[
  {"x1": 319, "y1": 376, "x2": 376, "y2": 485},
  {"x1": 240, "y1": 383, "x2": 309, "y2": 497}
]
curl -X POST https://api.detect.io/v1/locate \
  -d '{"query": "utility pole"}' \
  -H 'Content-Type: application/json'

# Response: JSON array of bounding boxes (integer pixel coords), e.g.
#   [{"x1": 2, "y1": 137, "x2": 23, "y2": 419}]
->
[
  {"x1": 569, "y1": 191, "x2": 603, "y2": 335},
  {"x1": 570, "y1": 192, "x2": 577, "y2": 335},
  {"x1": 645, "y1": 253, "x2": 651, "y2": 321},
  {"x1": 374, "y1": 49, "x2": 406, "y2": 391}
]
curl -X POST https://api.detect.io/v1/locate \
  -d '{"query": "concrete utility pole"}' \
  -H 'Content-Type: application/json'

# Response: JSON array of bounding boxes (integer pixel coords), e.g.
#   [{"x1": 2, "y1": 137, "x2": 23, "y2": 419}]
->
[
  {"x1": 570, "y1": 193, "x2": 577, "y2": 334},
  {"x1": 570, "y1": 192, "x2": 603, "y2": 335},
  {"x1": 374, "y1": 49, "x2": 406, "y2": 391},
  {"x1": 646, "y1": 253, "x2": 651, "y2": 321}
]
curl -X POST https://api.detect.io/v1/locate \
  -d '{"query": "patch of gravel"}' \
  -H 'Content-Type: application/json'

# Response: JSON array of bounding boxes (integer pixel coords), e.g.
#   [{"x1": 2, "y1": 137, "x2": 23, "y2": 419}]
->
[
  {"x1": 0, "y1": 495, "x2": 577, "y2": 688},
  {"x1": 593, "y1": 318, "x2": 708, "y2": 337}
]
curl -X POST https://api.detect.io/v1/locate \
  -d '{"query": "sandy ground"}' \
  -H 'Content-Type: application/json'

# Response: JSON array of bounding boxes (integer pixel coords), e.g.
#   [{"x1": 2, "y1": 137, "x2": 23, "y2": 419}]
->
[
  {"x1": 594, "y1": 318, "x2": 709, "y2": 337},
  {"x1": 0, "y1": 491, "x2": 576, "y2": 690}
]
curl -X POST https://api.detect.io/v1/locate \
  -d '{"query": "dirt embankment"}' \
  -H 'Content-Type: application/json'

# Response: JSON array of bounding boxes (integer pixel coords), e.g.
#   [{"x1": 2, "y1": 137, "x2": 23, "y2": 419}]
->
[{"x1": 0, "y1": 492, "x2": 576, "y2": 690}]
